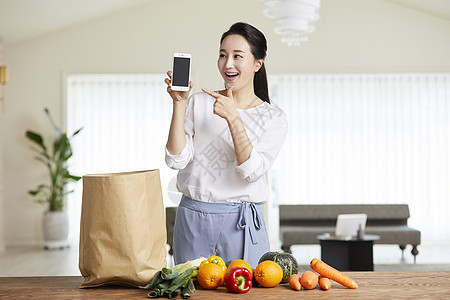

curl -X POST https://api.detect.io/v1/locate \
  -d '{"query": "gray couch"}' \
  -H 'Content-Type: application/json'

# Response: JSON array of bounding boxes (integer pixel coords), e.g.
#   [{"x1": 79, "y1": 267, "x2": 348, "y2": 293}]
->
[
  {"x1": 166, "y1": 207, "x2": 177, "y2": 257},
  {"x1": 279, "y1": 204, "x2": 421, "y2": 262}
]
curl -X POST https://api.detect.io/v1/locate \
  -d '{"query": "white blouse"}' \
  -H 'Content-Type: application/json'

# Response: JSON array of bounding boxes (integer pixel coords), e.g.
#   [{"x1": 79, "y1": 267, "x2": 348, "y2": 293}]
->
[{"x1": 165, "y1": 92, "x2": 288, "y2": 204}]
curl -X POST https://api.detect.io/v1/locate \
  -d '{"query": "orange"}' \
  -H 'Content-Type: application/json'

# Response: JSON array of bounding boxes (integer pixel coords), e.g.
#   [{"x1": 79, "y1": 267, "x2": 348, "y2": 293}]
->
[
  {"x1": 226, "y1": 259, "x2": 253, "y2": 277},
  {"x1": 254, "y1": 260, "x2": 283, "y2": 288},
  {"x1": 197, "y1": 262, "x2": 225, "y2": 289}
]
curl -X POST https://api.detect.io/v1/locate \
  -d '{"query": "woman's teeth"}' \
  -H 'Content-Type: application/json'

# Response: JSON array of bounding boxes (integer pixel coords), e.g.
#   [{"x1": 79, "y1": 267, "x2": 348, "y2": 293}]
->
[{"x1": 226, "y1": 72, "x2": 239, "y2": 79}]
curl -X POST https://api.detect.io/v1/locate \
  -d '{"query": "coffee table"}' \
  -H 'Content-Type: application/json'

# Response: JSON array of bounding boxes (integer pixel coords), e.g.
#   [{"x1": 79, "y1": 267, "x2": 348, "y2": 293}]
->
[{"x1": 317, "y1": 234, "x2": 380, "y2": 271}]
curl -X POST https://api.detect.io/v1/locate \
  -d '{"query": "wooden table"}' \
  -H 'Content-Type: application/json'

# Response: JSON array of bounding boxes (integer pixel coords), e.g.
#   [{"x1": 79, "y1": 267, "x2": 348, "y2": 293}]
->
[{"x1": 1, "y1": 272, "x2": 450, "y2": 299}]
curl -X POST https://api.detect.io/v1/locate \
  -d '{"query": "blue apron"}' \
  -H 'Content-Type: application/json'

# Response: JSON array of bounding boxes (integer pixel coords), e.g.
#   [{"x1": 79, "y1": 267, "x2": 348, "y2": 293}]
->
[{"x1": 172, "y1": 195, "x2": 270, "y2": 268}]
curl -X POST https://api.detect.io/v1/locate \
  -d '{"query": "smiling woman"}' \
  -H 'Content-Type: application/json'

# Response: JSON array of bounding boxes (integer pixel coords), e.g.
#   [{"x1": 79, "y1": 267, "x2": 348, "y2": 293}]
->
[
  {"x1": 218, "y1": 22, "x2": 269, "y2": 105},
  {"x1": 164, "y1": 22, "x2": 288, "y2": 268},
  {"x1": 216, "y1": 35, "x2": 263, "y2": 107}
]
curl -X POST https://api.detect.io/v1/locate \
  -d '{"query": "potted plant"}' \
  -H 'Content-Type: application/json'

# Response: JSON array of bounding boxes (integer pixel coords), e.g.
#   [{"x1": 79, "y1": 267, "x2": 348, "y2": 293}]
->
[{"x1": 25, "y1": 108, "x2": 82, "y2": 249}]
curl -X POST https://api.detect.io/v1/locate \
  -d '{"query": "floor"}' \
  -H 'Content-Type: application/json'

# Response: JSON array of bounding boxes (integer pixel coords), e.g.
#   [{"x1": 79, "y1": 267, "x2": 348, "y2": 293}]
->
[{"x1": 1, "y1": 242, "x2": 450, "y2": 277}]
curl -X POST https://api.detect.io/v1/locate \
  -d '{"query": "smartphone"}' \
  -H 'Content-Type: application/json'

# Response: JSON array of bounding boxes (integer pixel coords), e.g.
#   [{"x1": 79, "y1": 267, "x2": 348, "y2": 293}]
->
[{"x1": 171, "y1": 53, "x2": 191, "y2": 91}]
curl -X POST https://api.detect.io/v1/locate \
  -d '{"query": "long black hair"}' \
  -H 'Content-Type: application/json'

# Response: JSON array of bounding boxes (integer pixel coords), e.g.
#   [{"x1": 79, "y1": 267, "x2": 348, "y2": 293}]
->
[{"x1": 220, "y1": 22, "x2": 270, "y2": 104}]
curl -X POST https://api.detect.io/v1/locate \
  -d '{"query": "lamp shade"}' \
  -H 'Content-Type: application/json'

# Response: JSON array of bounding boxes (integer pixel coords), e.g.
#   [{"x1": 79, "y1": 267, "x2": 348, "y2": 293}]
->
[{"x1": 261, "y1": 0, "x2": 321, "y2": 46}]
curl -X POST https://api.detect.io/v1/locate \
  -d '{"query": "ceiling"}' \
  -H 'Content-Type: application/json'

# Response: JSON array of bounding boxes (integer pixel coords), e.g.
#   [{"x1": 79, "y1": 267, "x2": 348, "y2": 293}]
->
[
  {"x1": 0, "y1": 0, "x2": 150, "y2": 45},
  {"x1": 0, "y1": 0, "x2": 449, "y2": 46},
  {"x1": 384, "y1": 0, "x2": 450, "y2": 21}
]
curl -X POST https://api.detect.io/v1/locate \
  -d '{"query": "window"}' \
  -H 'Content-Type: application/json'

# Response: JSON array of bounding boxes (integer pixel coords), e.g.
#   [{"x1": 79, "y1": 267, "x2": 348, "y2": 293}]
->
[
  {"x1": 65, "y1": 74, "x2": 178, "y2": 242},
  {"x1": 268, "y1": 74, "x2": 450, "y2": 243}
]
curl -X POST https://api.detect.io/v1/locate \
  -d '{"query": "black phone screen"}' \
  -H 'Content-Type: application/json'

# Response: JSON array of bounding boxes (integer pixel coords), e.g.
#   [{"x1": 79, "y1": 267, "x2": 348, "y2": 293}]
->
[{"x1": 172, "y1": 57, "x2": 190, "y2": 87}]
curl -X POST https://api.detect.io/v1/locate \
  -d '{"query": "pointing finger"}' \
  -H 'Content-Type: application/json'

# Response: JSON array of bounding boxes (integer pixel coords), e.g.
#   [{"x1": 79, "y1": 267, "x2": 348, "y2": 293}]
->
[
  {"x1": 226, "y1": 86, "x2": 233, "y2": 98},
  {"x1": 202, "y1": 88, "x2": 219, "y2": 98}
]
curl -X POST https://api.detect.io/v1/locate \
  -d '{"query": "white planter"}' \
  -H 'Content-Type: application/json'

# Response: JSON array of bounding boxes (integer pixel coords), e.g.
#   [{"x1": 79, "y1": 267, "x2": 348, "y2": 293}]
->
[{"x1": 42, "y1": 211, "x2": 69, "y2": 249}]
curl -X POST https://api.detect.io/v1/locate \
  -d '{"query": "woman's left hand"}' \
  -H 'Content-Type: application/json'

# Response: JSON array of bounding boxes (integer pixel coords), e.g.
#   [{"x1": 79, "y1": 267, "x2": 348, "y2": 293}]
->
[
  {"x1": 202, "y1": 86, "x2": 252, "y2": 165},
  {"x1": 202, "y1": 87, "x2": 238, "y2": 122}
]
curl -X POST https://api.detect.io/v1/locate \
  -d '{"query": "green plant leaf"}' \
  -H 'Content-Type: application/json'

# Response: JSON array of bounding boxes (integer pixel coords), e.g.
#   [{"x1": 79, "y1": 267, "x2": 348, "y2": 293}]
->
[
  {"x1": 53, "y1": 134, "x2": 69, "y2": 161},
  {"x1": 25, "y1": 131, "x2": 46, "y2": 150},
  {"x1": 26, "y1": 108, "x2": 82, "y2": 211},
  {"x1": 64, "y1": 170, "x2": 81, "y2": 181},
  {"x1": 35, "y1": 199, "x2": 47, "y2": 204},
  {"x1": 34, "y1": 155, "x2": 49, "y2": 165},
  {"x1": 28, "y1": 183, "x2": 50, "y2": 196},
  {"x1": 64, "y1": 151, "x2": 73, "y2": 161},
  {"x1": 72, "y1": 127, "x2": 83, "y2": 137},
  {"x1": 44, "y1": 108, "x2": 62, "y2": 139}
]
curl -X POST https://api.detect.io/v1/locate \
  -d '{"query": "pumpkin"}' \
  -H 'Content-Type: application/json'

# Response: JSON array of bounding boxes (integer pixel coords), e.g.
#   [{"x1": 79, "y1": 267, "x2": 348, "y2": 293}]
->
[{"x1": 258, "y1": 251, "x2": 299, "y2": 284}]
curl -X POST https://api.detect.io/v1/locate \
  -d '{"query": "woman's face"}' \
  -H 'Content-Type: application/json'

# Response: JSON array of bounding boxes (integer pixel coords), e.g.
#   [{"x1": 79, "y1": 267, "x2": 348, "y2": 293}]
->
[{"x1": 217, "y1": 34, "x2": 262, "y2": 93}]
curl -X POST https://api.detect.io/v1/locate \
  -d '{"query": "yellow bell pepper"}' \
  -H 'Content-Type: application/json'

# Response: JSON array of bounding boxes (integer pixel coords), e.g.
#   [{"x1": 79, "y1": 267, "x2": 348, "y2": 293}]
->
[{"x1": 200, "y1": 255, "x2": 227, "y2": 273}]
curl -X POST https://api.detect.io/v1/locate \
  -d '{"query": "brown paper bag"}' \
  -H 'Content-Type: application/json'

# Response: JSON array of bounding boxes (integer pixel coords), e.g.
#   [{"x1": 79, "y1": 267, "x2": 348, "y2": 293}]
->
[{"x1": 79, "y1": 170, "x2": 166, "y2": 288}]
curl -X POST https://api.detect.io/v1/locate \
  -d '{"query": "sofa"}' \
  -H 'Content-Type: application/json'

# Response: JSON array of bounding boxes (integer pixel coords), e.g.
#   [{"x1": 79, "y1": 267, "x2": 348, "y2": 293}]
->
[
  {"x1": 165, "y1": 207, "x2": 177, "y2": 257},
  {"x1": 279, "y1": 204, "x2": 421, "y2": 262}
]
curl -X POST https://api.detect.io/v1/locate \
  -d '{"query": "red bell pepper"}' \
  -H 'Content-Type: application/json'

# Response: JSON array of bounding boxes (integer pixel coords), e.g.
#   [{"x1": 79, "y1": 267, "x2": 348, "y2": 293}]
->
[{"x1": 224, "y1": 267, "x2": 252, "y2": 293}]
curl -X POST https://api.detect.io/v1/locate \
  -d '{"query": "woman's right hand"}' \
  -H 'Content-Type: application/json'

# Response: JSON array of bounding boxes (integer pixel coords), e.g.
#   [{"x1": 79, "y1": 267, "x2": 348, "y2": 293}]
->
[
  {"x1": 164, "y1": 70, "x2": 193, "y2": 103},
  {"x1": 165, "y1": 70, "x2": 190, "y2": 156}
]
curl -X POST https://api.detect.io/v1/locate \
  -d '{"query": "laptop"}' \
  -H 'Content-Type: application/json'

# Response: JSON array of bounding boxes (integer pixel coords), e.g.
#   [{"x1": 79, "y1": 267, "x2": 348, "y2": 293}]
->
[{"x1": 335, "y1": 213, "x2": 367, "y2": 237}]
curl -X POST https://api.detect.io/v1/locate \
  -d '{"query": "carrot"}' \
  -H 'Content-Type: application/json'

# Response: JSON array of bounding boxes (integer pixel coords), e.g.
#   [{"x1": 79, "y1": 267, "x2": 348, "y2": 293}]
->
[
  {"x1": 300, "y1": 270, "x2": 318, "y2": 290},
  {"x1": 288, "y1": 274, "x2": 301, "y2": 291},
  {"x1": 310, "y1": 258, "x2": 358, "y2": 289},
  {"x1": 318, "y1": 276, "x2": 331, "y2": 290}
]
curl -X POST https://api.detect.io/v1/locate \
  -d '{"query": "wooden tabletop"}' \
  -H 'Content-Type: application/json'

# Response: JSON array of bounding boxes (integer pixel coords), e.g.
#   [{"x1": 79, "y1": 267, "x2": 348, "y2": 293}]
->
[{"x1": 1, "y1": 271, "x2": 450, "y2": 299}]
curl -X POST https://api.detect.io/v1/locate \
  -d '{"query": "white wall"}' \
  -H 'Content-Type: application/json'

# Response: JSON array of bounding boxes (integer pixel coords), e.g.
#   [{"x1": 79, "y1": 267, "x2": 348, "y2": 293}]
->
[
  {"x1": 0, "y1": 42, "x2": 5, "y2": 251},
  {"x1": 2, "y1": 0, "x2": 450, "y2": 246}
]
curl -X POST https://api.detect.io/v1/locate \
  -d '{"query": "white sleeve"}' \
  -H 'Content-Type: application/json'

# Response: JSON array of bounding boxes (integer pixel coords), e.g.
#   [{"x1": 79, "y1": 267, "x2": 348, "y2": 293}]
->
[
  {"x1": 164, "y1": 96, "x2": 195, "y2": 170},
  {"x1": 235, "y1": 109, "x2": 288, "y2": 182}
]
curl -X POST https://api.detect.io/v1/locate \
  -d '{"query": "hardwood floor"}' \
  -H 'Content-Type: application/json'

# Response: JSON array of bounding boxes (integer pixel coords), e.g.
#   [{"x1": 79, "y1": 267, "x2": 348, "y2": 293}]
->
[{"x1": 1, "y1": 243, "x2": 449, "y2": 277}]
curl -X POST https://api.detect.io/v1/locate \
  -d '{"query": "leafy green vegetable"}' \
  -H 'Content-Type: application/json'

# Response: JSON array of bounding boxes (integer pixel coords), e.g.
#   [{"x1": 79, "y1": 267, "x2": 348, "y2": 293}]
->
[
  {"x1": 161, "y1": 268, "x2": 179, "y2": 280},
  {"x1": 140, "y1": 257, "x2": 206, "y2": 299}
]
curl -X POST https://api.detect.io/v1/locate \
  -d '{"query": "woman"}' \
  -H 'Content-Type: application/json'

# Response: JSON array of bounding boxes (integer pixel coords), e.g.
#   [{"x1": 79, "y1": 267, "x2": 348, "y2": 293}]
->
[{"x1": 164, "y1": 22, "x2": 288, "y2": 268}]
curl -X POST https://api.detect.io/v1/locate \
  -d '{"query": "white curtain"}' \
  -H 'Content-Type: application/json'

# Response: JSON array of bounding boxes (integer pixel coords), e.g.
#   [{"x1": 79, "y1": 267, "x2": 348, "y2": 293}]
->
[
  {"x1": 65, "y1": 74, "x2": 178, "y2": 243},
  {"x1": 268, "y1": 74, "x2": 450, "y2": 243}
]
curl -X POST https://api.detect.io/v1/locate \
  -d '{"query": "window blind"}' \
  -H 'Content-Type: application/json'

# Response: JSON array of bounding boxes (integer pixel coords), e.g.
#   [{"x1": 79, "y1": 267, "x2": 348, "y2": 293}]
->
[
  {"x1": 65, "y1": 74, "x2": 178, "y2": 242},
  {"x1": 268, "y1": 74, "x2": 450, "y2": 243}
]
